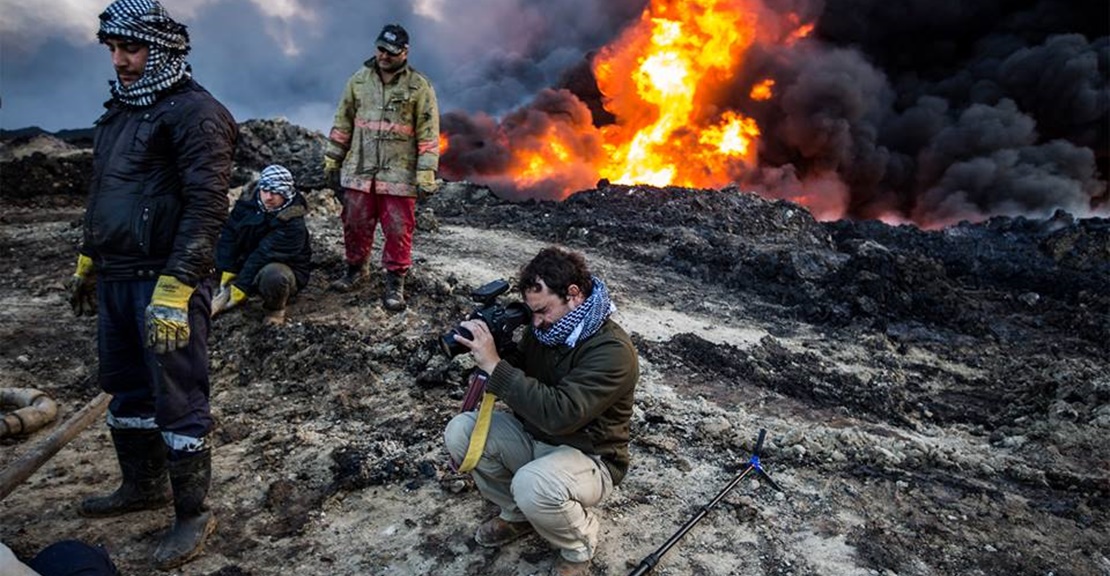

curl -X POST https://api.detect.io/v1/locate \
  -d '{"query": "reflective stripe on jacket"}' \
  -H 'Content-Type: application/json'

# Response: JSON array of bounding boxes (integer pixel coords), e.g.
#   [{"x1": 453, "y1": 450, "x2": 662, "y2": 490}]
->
[{"x1": 326, "y1": 58, "x2": 439, "y2": 197}]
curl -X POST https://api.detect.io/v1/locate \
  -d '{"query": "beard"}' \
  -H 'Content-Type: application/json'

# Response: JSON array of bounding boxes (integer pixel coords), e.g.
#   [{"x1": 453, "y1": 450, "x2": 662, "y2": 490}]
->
[{"x1": 378, "y1": 56, "x2": 406, "y2": 73}]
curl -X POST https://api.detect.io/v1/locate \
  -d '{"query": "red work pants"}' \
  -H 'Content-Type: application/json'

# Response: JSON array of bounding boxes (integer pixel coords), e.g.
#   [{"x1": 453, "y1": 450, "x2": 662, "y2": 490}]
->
[{"x1": 340, "y1": 187, "x2": 416, "y2": 274}]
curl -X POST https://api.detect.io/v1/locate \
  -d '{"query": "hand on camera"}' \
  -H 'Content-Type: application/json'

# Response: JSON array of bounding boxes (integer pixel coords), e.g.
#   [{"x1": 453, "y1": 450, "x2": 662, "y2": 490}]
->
[{"x1": 453, "y1": 319, "x2": 501, "y2": 374}]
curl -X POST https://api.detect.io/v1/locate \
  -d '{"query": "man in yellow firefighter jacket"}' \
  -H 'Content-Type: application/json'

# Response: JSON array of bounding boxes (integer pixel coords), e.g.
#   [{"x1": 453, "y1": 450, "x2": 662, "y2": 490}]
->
[{"x1": 323, "y1": 23, "x2": 440, "y2": 311}]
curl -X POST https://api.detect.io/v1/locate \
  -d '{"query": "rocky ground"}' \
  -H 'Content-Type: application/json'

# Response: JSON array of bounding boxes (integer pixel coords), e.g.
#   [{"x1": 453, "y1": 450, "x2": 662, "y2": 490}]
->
[{"x1": 0, "y1": 123, "x2": 1107, "y2": 576}]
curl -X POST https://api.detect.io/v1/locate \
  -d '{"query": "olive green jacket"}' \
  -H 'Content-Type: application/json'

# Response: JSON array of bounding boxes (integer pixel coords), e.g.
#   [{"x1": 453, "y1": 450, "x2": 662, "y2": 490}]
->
[
  {"x1": 325, "y1": 57, "x2": 439, "y2": 196},
  {"x1": 486, "y1": 319, "x2": 640, "y2": 485}
]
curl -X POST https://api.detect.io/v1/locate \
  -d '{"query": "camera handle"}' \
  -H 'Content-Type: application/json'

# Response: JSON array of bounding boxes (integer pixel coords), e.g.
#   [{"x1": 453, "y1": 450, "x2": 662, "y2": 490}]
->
[
  {"x1": 628, "y1": 428, "x2": 783, "y2": 576},
  {"x1": 450, "y1": 370, "x2": 497, "y2": 473}
]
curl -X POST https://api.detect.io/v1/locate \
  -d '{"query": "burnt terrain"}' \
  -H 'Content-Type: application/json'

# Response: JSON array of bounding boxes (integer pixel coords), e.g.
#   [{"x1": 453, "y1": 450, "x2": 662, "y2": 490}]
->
[{"x1": 1, "y1": 121, "x2": 1107, "y2": 576}]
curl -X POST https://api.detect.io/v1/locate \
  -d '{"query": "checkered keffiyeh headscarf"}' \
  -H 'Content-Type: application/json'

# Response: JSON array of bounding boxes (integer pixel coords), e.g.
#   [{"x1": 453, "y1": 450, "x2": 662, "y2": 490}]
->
[
  {"x1": 256, "y1": 165, "x2": 297, "y2": 212},
  {"x1": 98, "y1": 0, "x2": 191, "y2": 107},
  {"x1": 532, "y1": 277, "x2": 615, "y2": 348}
]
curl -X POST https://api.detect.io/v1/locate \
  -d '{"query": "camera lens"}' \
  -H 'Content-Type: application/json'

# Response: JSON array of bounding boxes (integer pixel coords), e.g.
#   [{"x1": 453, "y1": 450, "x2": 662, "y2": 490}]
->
[{"x1": 438, "y1": 326, "x2": 473, "y2": 357}]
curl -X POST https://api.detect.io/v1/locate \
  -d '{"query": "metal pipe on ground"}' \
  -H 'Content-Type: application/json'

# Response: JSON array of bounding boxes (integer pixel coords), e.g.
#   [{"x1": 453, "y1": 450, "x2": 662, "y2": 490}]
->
[
  {"x1": 1, "y1": 388, "x2": 60, "y2": 437},
  {"x1": 0, "y1": 392, "x2": 110, "y2": 502}
]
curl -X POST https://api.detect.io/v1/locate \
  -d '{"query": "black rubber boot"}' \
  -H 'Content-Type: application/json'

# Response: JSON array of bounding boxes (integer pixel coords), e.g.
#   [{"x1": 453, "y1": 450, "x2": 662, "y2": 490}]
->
[
  {"x1": 329, "y1": 263, "x2": 367, "y2": 293},
  {"x1": 383, "y1": 271, "x2": 406, "y2": 311},
  {"x1": 79, "y1": 428, "x2": 171, "y2": 518},
  {"x1": 153, "y1": 450, "x2": 217, "y2": 570}
]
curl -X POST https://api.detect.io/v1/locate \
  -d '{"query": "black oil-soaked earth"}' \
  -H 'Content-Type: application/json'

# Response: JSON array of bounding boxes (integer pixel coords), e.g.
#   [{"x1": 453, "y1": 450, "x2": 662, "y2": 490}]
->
[{"x1": 1, "y1": 122, "x2": 1107, "y2": 576}]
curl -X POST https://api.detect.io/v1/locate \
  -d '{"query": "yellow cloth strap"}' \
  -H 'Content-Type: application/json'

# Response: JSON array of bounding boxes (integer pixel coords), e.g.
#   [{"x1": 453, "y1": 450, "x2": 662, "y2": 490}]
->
[
  {"x1": 457, "y1": 392, "x2": 497, "y2": 473},
  {"x1": 74, "y1": 254, "x2": 94, "y2": 277}
]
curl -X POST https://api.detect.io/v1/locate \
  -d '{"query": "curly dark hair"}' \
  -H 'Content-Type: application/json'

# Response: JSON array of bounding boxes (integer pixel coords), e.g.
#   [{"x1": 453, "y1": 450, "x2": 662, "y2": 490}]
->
[{"x1": 517, "y1": 246, "x2": 593, "y2": 300}]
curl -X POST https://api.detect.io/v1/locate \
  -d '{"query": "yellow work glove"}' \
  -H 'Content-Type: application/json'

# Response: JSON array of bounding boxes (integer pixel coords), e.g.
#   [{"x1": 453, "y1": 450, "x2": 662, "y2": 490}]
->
[
  {"x1": 211, "y1": 284, "x2": 247, "y2": 318},
  {"x1": 416, "y1": 169, "x2": 438, "y2": 201},
  {"x1": 145, "y1": 275, "x2": 194, "y2": 354},
  {"x1": 323, "y1": 156, "x2": 342, "y2": 191},
  {"x1": 64, "y1": 254, "x2": 98, "y2": 317}
]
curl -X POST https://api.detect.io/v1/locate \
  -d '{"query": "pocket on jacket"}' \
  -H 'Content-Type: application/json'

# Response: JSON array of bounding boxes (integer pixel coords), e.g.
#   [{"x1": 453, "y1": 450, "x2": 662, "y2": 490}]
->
[
  {"x1": 135, "y1": 198, "x2": 182, "y2": 257},
  {"x1": 132, "y1": 116, "x2": 156, "y2": 151},
  {"x1": 132, "y1": 203, "x2": 153, "y2": 256}
]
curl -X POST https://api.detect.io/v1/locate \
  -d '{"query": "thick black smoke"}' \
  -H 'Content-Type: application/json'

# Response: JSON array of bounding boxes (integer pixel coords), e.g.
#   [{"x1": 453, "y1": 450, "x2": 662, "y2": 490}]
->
[
  {"x1": 441, "y1": 0, "x2": 1109, "y2": 225},
  {"x1": 442, "y1": 88, "x2": 602, "y2": 201}
]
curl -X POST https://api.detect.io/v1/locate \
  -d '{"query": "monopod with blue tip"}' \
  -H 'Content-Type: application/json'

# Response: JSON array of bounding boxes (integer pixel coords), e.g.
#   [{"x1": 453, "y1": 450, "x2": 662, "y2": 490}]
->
[{"x1": 628, "y1": 428, "x2": 783, "y2": 576}]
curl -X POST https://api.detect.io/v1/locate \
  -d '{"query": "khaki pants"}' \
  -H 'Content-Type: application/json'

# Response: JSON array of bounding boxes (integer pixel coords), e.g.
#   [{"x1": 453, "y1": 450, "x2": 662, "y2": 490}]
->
[{"x1": 445, "y1": 411, "x2": 614, "y2": 562}]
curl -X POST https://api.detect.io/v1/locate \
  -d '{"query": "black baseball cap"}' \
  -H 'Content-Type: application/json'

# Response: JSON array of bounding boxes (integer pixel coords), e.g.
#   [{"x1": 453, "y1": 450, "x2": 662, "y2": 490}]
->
[{"x1": 376, "y1": 24, "x2": 409, "y2": 55}]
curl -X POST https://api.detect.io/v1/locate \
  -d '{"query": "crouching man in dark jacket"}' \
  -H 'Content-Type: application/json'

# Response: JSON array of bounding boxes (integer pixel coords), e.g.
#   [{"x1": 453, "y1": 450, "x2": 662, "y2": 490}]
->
[
  {"x1": 444, "y1": 246, "x2": 639, "y2": 576},
  {"x1": 211, "y1": 164, "x2": 312, "y2": 326}
]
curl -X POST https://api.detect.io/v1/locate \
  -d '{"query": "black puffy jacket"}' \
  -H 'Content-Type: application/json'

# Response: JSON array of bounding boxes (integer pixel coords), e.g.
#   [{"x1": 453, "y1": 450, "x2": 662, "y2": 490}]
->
[
  {"x1": 215, "y1": 185, "x2": 312, "y2": 293},
  {"x1": 82, "y1": 79, "x2": 238, "y2": 284}
]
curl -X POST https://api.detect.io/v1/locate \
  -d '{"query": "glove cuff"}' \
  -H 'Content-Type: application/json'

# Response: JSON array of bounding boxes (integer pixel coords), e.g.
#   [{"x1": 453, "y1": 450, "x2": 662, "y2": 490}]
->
[{"x1": 150, "y1": 275, "x2": 194, "y2": 309}]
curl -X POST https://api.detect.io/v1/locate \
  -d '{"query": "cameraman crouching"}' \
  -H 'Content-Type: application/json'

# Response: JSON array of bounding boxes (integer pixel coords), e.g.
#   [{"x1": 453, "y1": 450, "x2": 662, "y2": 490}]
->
[{"x1": 444, "y1": 246, "x2": 639, "y2": 576}]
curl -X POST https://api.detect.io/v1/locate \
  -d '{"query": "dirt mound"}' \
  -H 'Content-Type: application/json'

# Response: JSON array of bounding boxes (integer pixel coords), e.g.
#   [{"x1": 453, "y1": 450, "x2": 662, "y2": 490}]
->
[
  {"x1": 429, "y1": 182, "x2": 1109, "y2": 345},
  {"x1": 0, "y1": 144, "x2": 91, "y2": 206},
  {"x1": 0, "y1": 120, "x2": 328, "y2": 207},
  {"x1": 233, "y1": 118, "x2": 328, "y2": 190}
]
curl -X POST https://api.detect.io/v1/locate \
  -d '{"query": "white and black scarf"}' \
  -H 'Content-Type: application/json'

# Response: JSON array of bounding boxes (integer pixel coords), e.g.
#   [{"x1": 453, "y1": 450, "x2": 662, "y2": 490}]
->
[
  {"x1": 98, "y1": 0, "x2": 191, "y2": 108},
  {"x1": 256, "y1": 165, "x2": 298, "y2": 212},
  {"x1": 533, "y1": 277, "x2": 615, "y2": 348}
]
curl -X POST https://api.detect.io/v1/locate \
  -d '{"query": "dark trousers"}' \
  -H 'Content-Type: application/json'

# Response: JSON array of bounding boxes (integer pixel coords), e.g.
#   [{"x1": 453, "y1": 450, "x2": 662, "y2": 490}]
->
[
  {"x1": 255, "y1": 262, "x2": 298, "y2": 311},
  {"x1": 96, "y1": 279, "x2": 213, "y2": 456}
]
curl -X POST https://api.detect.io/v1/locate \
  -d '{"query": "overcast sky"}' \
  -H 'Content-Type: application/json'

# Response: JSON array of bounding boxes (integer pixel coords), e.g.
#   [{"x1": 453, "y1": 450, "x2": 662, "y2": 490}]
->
[{"x1": 0, "y1": 0, "x2": 646, "y2": 133}]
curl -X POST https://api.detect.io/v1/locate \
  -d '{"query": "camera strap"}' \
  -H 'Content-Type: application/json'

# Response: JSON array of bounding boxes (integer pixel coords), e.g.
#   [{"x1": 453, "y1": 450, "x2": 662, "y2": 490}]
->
[{"x1": 453, "y1": 370, "x2": 497, "y2": 474}]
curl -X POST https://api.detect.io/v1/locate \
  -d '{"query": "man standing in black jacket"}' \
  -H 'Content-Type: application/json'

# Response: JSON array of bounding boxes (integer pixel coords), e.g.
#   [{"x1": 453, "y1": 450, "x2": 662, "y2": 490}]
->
[
  {"x1": 62, "y1": 0, "x2": 237, "y2": 569},
  {"x1": 211, "y1": 164, "x2": 313, "y2": 326}
]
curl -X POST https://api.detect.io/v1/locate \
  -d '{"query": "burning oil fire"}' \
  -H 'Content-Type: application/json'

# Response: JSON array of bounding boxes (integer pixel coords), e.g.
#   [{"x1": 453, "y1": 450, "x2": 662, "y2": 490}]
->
[
  {"x1": 493, "y1": 0, "x2": 801, "y2": 197},
  {"x1": 593, "y1": 1, "x2": 761, "y2": 188},
  {"x1": 441, "y1": 0, "x2": 1106, "y2": 224}
]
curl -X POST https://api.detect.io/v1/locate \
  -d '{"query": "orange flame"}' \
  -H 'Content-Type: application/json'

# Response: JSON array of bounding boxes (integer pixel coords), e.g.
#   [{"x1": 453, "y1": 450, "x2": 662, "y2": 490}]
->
[
  {"x1": 784, "y1": 14, "x2": 814, "y2": 45},
  {"x1": 593, "y1": 1, "x2": 761, "y2": 188},
  {"x1": 750, "y1": 78, "x2": 775, "y2": 101},
  {"x1": 512, "y1": 129, "x2": 573, "y2": 187},
  {"x1": 491, "y1": 0, "x2": 771, "y2": 196}
]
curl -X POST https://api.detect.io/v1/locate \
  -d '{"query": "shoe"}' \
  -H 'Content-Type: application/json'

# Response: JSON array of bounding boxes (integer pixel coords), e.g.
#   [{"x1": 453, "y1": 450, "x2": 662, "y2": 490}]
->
[
  {"x1": 262, "y1": 308, "x2": 285, "y2": 326},
  {"x1": 383, "y1": 271, "x2": 406, "y2": 311},
  {"x1": 79, "y1": 429, "x2": 171, "y2": 518},
  {"x1": 329, "y1": 264, "x2": 367, "y2": 293},
  {"x1": 474, "y1": 517, "x2": 534, "y2": 548},
  {"x1": 153, "y1": 450, "x2": 216, "y2": 570},
  {"x1": 551, "y1": 555, "x2": 591, "y2": 576}
]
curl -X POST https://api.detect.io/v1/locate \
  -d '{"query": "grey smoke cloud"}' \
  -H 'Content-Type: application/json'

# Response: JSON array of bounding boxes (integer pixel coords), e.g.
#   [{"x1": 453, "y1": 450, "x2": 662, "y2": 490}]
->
[{"x1": 441, "y1": 0, "x2": 1107, "y2": 224}]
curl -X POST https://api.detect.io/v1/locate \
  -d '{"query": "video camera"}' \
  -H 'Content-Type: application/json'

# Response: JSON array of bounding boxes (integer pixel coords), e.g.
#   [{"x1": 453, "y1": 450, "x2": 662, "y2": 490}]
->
[{"x1": 439, "y1": 280, "x2": 532, "y2": 357}]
